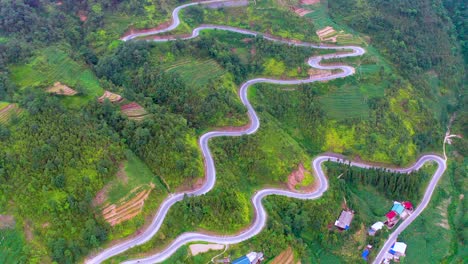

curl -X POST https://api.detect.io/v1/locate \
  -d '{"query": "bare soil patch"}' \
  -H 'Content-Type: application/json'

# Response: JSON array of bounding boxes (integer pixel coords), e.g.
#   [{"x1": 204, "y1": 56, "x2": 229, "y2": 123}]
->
[
  {"x1": 300, "y1": 0, "x2": 320, "y2": 5},
  {"x1": 316, "y1": 26, "x2": 353, "y2": 43},
  {"x1": 101, "y1": 183, "x2": 155, "y2": 226},
  {"x1": 436, "y1": 197, "x2": 451, "y2": 230},
  {"x1": 271, "y1": 247, "x2": 295, "y2": 264},
  {"x1": 292, "y1": 7, "x2": 312, "y2": 16},
  {"x1": 287, "y1": 163, "x2": 316, "y2": 192},
  {"x1": 122, "y1": 21, "x2": 173, "y2": 40},
  {"x1": 98, "y1": 90, "x2": 123, "y2": 103},
  {"x1": 308, "y1": 68, "x2": 332, "y2": 78},
  {"x1": 93, "y1": 163, "x2": 128, "y2": 207},
  {"x1": 46, "y1": 82, "x2": 77, "y2": 96},
  {"x1": 78, "y1": 10, "x2": 87, "y2": 22},
  {"x1": 24, "y1": 220, "x2": 33, "y2": 241},
  {"x1": 0, "y1": 215, "x2": 15, "y2": 229},
  {"x1": 121, "y1": 102, "x2": 148, "y2": 120},
  {"x1": 189, "y1": 244, "x2": 224, "y2": 256}
]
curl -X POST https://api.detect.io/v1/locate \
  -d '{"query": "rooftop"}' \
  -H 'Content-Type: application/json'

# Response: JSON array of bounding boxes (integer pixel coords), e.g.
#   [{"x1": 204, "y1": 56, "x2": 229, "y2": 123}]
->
[
  {"x1": 371, "y1": 221, "x2": 384, "y2": 231},
  {"x1": 335, "y1": 210, "x2": 354, "y2": 230},
  {"x1": 386, "y1": 210, "x2": 397, "y2": 220},
  {"x1": 232, "y1": 256, "x2": 250, "y2": 264},
  {"x1": 391, "y1": 202, "x2": 405, "y2": 215},
  {"x1": 390, "y1": 242, "x2": 407, "y2": 255}
]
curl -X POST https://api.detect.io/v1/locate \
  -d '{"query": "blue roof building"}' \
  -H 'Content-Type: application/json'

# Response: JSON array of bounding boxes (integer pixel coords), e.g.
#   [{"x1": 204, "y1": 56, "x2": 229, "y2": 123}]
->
[
  {"x1": 232, "y1": 256, "x2": 251, "y2": 264},
  {"x1": 362, "y1": 249, "x2": 370, "y2": 261},
  {"x1": 391, "y1": 202, "x2": 405, "y2": 215}
]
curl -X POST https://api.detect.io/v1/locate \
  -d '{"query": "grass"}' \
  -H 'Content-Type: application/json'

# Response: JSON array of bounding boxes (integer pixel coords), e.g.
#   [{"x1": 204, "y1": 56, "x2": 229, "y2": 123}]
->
[
  {"x1": 162, "y1": 58, "x2": 226, "y2": 88},
  {"x1": 398, "y1": 159, "x2": 466, "y2": 263},
  {"x1": 104, "y1": 151, "x2": 168, "y2": 241},
  {"x1": 302, "y1": 0, "x2": 364, "y2": 45},
  {"x1": 0, "y1": 101, "x2": 9, "y2": 109},
  {"x1": 9, "y1": 47, "x2": 104, "y2": 107},
  {"x1": 321, "y1": 79, "x2": 385, "y2": 120},
  {"x1": 0, "y1": 228, "x2": 26, "y2": 264}
]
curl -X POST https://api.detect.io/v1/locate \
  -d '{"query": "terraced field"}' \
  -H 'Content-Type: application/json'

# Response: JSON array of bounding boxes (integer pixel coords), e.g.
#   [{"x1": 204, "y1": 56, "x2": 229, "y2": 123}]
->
[
  {"x1": 163, "y1": 58, "x2": 226, "y2": 88},
  {"x1": 121, "y1": 102, "x2": 149, "y2": 121},
  {"x1": 0, "y1": 103, "x2": 22, "y2": 123},
  {"x1": 321, "y1": 80, "x2": 384, "y2": 120}
]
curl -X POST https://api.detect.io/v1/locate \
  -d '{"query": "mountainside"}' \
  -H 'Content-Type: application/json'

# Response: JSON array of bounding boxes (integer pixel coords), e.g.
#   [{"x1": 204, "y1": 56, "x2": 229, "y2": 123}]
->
[{"x1": 0, "y1": 0, "x2": 465, "y2": 263}]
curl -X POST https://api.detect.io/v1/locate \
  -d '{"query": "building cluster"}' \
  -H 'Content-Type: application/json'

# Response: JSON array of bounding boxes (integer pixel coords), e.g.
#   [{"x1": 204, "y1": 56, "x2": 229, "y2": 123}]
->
[
  {"x1": 382, "y1": 241, "x2": 407, "y2": 263},
  {"x1": 384, "y1": 201, "x2": 413, "y2": 228},
  {"x1": 332, "y1": 200, "x2": 413, "y2": 263}
]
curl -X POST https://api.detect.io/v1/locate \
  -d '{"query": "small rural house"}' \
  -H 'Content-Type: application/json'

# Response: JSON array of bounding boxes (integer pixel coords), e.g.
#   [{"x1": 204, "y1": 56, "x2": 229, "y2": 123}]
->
[
  {"x1": 368, "y1": 221, "x2": 384, "y2": 236},
  {"x1": 232, "y1": 252, "x2": 264, "y2": 264},
  {"x1": 391, "y1": 202, "x2": 405, "y2": 215},
  {"x1": 334, "y1": 210, "x2": 354, "y2": 230}
]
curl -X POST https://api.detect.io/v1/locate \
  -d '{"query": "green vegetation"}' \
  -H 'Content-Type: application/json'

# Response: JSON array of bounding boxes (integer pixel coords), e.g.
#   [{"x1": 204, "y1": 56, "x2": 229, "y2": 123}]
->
[
  {"x1": 0, "y1": 92, "x2": 124, "y2": 263},
  {"x1": 0, "y1": 227, "x2": 28, "y2": 264},
  {"x1": 129, "y1": 162, "x2": 434, "y2": 264},
  {"x1": 163, "y1": 58, "x2": 226, "y2": 88},
  {"x1": 10, "y1": 47, "x2": 104, "y2": 107},
  {"x1": 0, "y1": 0, "x2": 465, "y2": 263},
  {"x1": 182, "y1": 0, "x2": 318, "y2": 42},
  {"x1": 399, "y1": 159, "x2": 466, "y2": 263},
  {"x1": 329, "y1": 0, "x2": 464, "y2": 122}
]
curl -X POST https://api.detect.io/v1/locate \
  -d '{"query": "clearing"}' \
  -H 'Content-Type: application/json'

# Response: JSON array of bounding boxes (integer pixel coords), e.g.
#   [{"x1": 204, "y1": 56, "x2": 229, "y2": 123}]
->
[
  {"x1": 0, "y1": 215, "x2": 15, "y2": 229},
  {"x1": 189, "y1": 244, "x2": 225, "y2": 256},
  {"x1": 308, "y1": 68, "x2": 332, "y2": 78},
  {"x1": 95, "y1": 152, "x2": 168, "y2": 231},
  {"x1": 98, "y1": 90, "x2": 123, "y2": 103},
  {"x1": 315, "y1": 26, "x2": 353, "y2": 43},
  {"x1": 300, "y1": 0, "x2": 320, "y2": 4},
  {"x1": 292, "y1": 7, "x2": 312, "y2": 17},
  {"x1": 46, "y1": 82, "x2": 77, "y2": 96},
  {"x1": 287, "y1": 163, "x2": 315, "y2": 192},
  {"x1": 163, "y1": 58, "x2": 225, "y2": 88},
  {"x1": 9, "y1": 47, "x2": 104, "y2": 107},
  {"x1": 121, "y1": 102, "x2": 148, "y2": 121},
  {"x1": 270, "y1": 247, "x2": 295, "y2": 264},
  {"x1": 101, "y1": 184, "x2": 155, "y2": 226}
]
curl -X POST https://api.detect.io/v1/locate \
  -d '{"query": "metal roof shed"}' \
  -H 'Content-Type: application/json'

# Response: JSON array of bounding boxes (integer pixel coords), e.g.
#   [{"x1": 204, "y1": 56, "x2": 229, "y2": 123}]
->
[{"x1": 232, "y1": 256, "x2": 251, "y2": 264}]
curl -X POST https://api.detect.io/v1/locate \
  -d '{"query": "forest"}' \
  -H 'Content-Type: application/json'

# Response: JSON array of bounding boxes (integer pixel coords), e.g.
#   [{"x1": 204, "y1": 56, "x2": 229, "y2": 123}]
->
[{"x1": 0, "y1": 0, "x2": 465, "y2": 263}]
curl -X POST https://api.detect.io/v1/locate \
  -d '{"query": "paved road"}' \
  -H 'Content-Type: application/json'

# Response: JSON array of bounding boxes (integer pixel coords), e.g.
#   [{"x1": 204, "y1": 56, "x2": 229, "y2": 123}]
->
[{"x1": 87, "y1": 1, "x2": 447, "y2": 263}]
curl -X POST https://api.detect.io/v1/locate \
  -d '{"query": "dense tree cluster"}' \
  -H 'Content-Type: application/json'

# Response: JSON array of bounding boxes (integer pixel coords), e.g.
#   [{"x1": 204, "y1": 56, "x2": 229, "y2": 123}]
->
[
  {"x1": 0, "y1": 91, "x2": 124, "y2": 263},
  {"x1": 329, "y1": 0, "x2": 465, "y2": 108}
]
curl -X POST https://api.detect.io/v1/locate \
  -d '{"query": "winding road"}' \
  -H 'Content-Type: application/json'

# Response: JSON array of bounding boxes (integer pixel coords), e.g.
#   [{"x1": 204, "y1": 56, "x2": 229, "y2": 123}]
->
[{"x1": 87, "y1": 1, "x2": 448, "y2": 263}]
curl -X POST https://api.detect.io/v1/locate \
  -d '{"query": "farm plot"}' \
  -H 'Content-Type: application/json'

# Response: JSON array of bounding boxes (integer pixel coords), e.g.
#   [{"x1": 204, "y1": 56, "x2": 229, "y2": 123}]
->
[
  {"x1": 9, "y1": 47, "x2": 104, "y2": 106},
  {"x1": 0, "y1": 103, "x2": 22, "y2": 123},
  {"x1": 320, "y1": 82, "x2": 383, "y2": 120},
  {"x1": 101, "y1": 184, "x2": 155, "y2": 226},
  {"x1": 316, "y1": 26, "x2": 356, "y2": 43},
  {"x1": 98, "y1": 90, "x2": 123, "y2": 103},
  {"x1": 270, "y1": 247, "x2": 295, "y2": 264},
  {"x1": 292, "y1": 7, "x2": 312, "y2": 17},
  {"x1": 46, "y1": 82, "x2": 77, "y2": 96},
  {"x1": 163, "y1": 58, "x2": 225, "y2": 88},
  {"x1": 121, "y1": 102, "x2": 148, "y2": 121}
]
